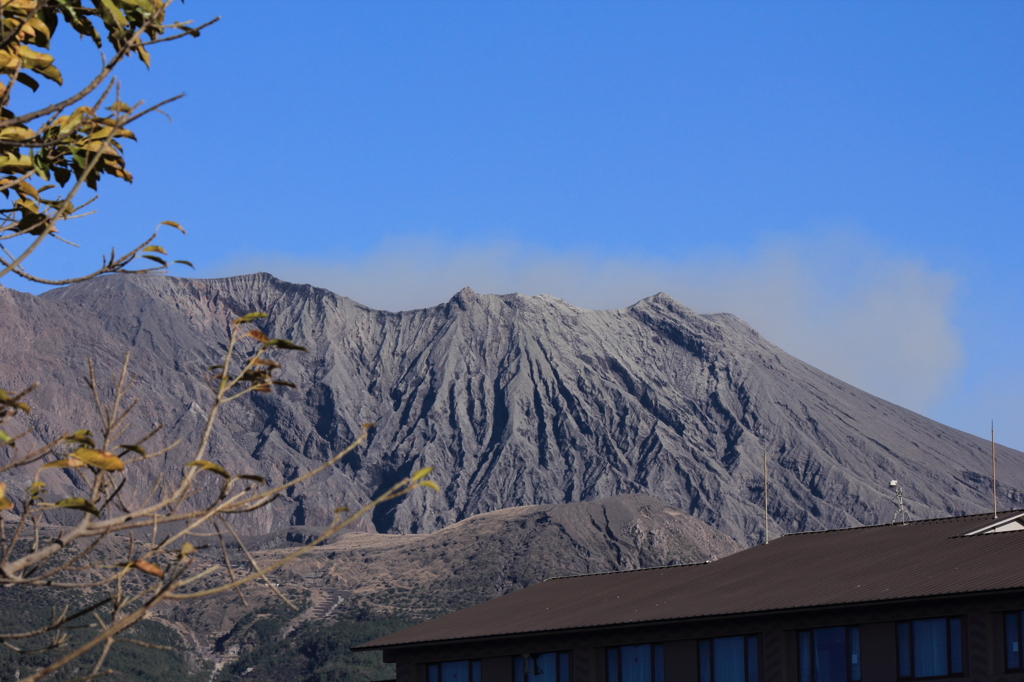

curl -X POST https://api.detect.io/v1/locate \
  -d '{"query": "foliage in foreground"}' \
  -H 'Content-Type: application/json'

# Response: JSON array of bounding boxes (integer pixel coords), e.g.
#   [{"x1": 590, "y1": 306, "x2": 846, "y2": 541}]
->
[{"x1": 0, "y1": 3, "x2": 438, "y2": 680}]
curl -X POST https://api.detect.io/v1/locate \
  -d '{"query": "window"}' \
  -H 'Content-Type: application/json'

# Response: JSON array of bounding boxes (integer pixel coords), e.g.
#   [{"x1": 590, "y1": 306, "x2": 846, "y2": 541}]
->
[
  {"x1": 516, "y1": 652, "x2": 571, "y2": 682},
  {"x1": 698, "y1": 636, "x2": 759, "y2": 682},
  {"x1": 798, "y1": 627, "x2": 861, "y2": 682},
  {"x1": 897, "y1": 618, "x2": 963, "y2": 679},
  {"x1": 1006, "y1": 611, "x2": 1024, "y2": 671},
  {"x1": 428, "y1": 661, "x2": 482, "y2": 682},
  {"x1": 607, "y1": 644, "x2": 663, "y2": 682}
]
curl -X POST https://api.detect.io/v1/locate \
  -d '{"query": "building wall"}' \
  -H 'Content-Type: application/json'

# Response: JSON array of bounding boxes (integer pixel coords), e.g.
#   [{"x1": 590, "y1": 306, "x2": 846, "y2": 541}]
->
[{"x1": 386, "y1": 592, "x2": 1024, "y2": 682}]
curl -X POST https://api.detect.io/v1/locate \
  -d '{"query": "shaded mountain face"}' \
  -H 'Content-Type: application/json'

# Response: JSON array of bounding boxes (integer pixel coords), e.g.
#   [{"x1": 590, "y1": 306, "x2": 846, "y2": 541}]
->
[
  {"x1": 155, "y1": 495, "x2": 739, "y2": 678},
  {"x1": 1, "y1": 273, "x2": 1020, "y2": 544}
]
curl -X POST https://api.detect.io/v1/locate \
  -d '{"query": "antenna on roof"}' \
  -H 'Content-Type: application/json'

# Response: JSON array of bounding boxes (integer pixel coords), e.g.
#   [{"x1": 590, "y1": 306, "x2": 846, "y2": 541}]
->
[
  {"x1": 992, "y1": 421, "x2": 998, "y2": 519},
  {"x1": 763, "y1": 449, "x2": 769, "y2": 544},
  {"x1": 890, "y1": 480, "x2": 908, "y2": 525}
]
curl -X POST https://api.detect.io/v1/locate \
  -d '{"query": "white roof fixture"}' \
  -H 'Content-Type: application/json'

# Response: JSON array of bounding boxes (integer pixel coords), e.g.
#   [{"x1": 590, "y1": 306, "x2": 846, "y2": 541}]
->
[{"x1": 965, "y1": 511, "x2": 1024, "y2": 536}]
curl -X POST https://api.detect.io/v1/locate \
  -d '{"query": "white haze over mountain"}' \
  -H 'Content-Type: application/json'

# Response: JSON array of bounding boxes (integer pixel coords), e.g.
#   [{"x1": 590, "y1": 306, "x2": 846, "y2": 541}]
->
[{"x1": 224, "y1": 232, "x2": 961, "y2": 416}]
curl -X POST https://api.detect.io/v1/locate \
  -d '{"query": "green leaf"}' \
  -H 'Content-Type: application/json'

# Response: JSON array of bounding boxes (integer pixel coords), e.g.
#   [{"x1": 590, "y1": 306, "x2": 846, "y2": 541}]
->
[
  {"x1": 262, "y1": 338, "x2": 307, "y2": 352},
  {"x1": 173, "y1": 260, "x2": 195, "y2": 269},
  {"x1": 56, "y1": 497, "x2": 100, "y2": 515},
  {"x1": 142, "y1": 244, "x2": 167, "y2": 254},
  {"x1": 232, "y1": 312, "x2": 268, "y2": 325},
  {"x1": 0, "y1": 430, "x2": 13, "y2": 445},
  {"x1": 237, "y1": 474, "x2": 266, "y2": 484},
  {"x1": 99, "y1": 0, "x2": 128, "y2": 27},
  {"x1": 118, "y1": 444, "x2": 147, "y2": 457},
  {"x1": 185, "y1": 460, "x2": 230, "y2": 478},
  {"x1": 141, "y1": 254, "x2": 167, "y2": 266}
]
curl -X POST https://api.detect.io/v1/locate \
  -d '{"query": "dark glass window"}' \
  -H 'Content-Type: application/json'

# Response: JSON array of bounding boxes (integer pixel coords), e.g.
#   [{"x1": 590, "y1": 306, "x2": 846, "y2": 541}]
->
[
  {"x1": 516, "y1": 652, "x2": 571, "y2": 682},
  {"x1": 798, "y1": 627, "x2": 861, "y2": 682},
  {"x1": 606, "y1": 644, "x2": 663, "y2": 682},
  {"x1": 896, "y1": 618, "x2": 964, "y2": 679},
  {"x1": 429, "y1": 661, "x2": 482, "y2": 682},
  {"x1": 1006, "y1": 612, "x2": 1024, "y2": 671},
  {"x1": 698, "y1": 635, "x2": 759, "y2": 682}
]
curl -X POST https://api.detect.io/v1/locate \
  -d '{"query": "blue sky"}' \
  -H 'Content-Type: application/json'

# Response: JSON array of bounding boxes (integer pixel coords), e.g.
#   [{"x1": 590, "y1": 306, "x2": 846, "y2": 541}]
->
[{"x1": 10, "y1": 1, "x2": 1023, "y2": 448}]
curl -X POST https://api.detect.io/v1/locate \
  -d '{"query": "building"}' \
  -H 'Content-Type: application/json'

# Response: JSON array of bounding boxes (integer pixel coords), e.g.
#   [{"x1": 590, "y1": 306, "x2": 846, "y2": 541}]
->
[{"x1": 355, "y1": 511, "x2": 1024, "y2": 682}]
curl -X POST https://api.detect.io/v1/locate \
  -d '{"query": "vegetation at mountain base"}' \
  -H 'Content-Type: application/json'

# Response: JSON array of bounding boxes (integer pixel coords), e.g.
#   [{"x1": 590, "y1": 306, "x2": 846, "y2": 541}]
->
[{"x1": 214, "y1": 604, "x2": 422, "y2": 682}]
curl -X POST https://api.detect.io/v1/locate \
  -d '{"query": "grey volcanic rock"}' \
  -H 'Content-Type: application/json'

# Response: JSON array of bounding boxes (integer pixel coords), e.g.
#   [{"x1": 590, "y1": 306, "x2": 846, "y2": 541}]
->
[
  {"x1": 270, "y1": 494, "x2": 740, "y2": 608},
  {"x1": 0, "y1": 273, "x2": 1020, "y2": 544},
  {"x1": 156, "y1": 495, "x2": 739, "y2": 658}
]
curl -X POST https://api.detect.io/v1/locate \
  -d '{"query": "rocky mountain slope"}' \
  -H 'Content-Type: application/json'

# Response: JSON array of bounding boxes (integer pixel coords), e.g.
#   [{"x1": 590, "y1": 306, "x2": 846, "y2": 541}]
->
[
  {"x1": 170, "y1": 495, "x2": 740, "y2": 681},
  {"x1": 1, "y1": 273, "x2": 1020, "y2": 544}
]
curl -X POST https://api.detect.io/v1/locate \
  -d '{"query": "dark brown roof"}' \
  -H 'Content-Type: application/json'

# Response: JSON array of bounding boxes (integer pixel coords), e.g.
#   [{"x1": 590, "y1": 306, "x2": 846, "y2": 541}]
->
[{"x1": 355, "y1": 511, "x2": 1024, "y2": 650}]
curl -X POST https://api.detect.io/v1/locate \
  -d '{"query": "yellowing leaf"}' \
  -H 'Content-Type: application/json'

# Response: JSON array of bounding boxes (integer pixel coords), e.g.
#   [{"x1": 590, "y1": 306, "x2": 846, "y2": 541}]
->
[
  {"x1": 159, "y1": 220, "x2": 185, "y2": 232},
  {"x1": 238, "y1": 474, "x2": 266, "y2": 484},
  {"x1": 0, "y1": 482, "x2": 12, "y2": 511},
  {"x1": 179, "y1": 542, "x2": 196, "y2": 556},
  {"x1": 35, "y1": 63, "x2": 62, "y2": 85},
  {"x1": 185, "y1": 460, "x2": 230, "y2": 478},
  {"x1": 39, "y1": 458, "x2": 84, "y2": 472},
  {"x1": 130, "y1": 560, "x2": 163, "y2": 578},
  {"x1": 56, "y1": 497, "x2": 100, "y2": 515},
  {"x1": 0, "y1": 126, "x2": 36, "y2": 141},
  {"x1": 0, "y1": 429, "x2": 12, "y2": 445},
  {"x1": 67, "y1": 429, "x2": 95, "y2": 447},
  {"x1": 142, "y1": 244, "x2": 167, "y2": 254},
  {"x1": 262, "y1": 338, "x2": 307, "y2": 352},
  {"x1": 232, "y1": 312, "x2": 268, "y2": 325},
  {"x1": 418, "y1": 480, "x2": 441, "y2": 492},
  {"x1": 411, "y1": 466, "x2": 433, "y2": 482},
  {"x1": 70, "y1": 448, "x2": 124, "y2": 471},
  {"x1": 247, "y1": 329, "x2": 269, "y2": 343}
]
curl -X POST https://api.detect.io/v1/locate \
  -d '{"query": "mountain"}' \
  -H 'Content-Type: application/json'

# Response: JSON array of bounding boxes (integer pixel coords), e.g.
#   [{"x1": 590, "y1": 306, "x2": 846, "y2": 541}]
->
[
  {"x1": 170, "y1": 494, "x2": 740, "y2": 681},
  {"x1": 0, "y1": 494, "x2": 738, "y2": 682},
  {"x1": 1, "y1": 272, "x2": 1020, "y2": 544}
]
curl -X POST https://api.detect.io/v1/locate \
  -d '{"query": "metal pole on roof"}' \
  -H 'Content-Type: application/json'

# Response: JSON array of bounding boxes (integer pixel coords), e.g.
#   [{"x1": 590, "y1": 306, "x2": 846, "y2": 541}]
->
[
  {"x1": 763, "y1": 449, "x2": 769, "y2": 544},
  {"x1": 992, "y1": 421, "x2": 998, "y2": 519}
]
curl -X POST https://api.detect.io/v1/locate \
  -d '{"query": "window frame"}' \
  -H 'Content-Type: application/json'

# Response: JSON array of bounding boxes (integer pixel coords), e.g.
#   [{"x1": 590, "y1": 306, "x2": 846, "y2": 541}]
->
[
  {"x1": 1006, "y1": 611, "x2": 1024, "y2": 672},
  {"x1": 605, "y1": 643, "x2": 664, "y2": 682},
  {"x1": 698, "y1": 634, "x2": 761, "y2": 682},
  {"x1": 515, "y1": 651, "x2": 572, "y2": 682},
  {"x1": 797, "y1": 626, "x2": 862, "y2": 682},
  {"x1": 427, "y1": 660, "x2": 483, "y2": 682},
  {"x1": 896, "y1": 617, "x2": 965, "y2": 680}
]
